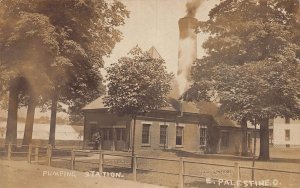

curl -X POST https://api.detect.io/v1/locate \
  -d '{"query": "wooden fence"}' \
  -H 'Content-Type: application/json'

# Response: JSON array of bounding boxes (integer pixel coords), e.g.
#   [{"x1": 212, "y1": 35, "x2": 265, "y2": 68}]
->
[{"x1": 1, "y1": 143, "x2": 300, "y2": 188}]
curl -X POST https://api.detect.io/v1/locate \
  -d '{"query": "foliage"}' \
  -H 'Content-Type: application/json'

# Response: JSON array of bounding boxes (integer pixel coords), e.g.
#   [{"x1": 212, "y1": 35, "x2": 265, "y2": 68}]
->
[
  {"x1": 185, "y1": 0, "x2": 300, "y2": 122},
  {"x1": 0, "y1": 0, "x2": 129, "y2": 144},
  {"x1": 0, "y1": 10, "x2": 59, "y2": 99},
  {"x1": 0, "y1": 0, "x2": 129, "y2": 116},
  {"x1": 104, "y1": 46, "x2": 174, "y2": 117}
]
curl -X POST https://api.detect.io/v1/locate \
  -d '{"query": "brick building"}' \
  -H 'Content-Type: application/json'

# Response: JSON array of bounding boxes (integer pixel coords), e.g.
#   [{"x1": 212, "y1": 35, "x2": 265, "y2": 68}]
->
[{"x1": 82, "y1": 97, "x2": 244, "y2": 154}]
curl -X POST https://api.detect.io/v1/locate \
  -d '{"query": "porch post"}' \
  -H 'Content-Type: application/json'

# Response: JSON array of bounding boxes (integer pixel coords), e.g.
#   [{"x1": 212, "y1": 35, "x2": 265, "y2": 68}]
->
[
  {"x1": 217, "y1": 135, "x2": 221, "y2": 153},
  {"x1": 83, "y1": 115, "x2": 87, "y2": 149},
  {"x1": 130, "y1": 122, "x2": 133, "y2": 151},
  {"x1": 112, "y1": 128, "x2": 116, "y2": 151}
]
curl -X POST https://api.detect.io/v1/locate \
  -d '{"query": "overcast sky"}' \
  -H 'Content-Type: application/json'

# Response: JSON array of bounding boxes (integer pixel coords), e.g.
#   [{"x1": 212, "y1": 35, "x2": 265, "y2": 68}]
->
[{"x1": 103, "y1": 0, "x2": 219, "y2": 74}]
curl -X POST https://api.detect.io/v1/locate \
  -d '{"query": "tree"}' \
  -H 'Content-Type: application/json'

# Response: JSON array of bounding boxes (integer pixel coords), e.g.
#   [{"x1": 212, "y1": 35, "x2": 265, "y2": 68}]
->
[
  {"x1": 35, "y1": 0, "x2": 129, "y2": 146},
  {"x1": 104, "y1": 46, "x2": 173, "y2": 165},
  {"x1": 0, "y1": 5, "x2": 59, "y2": 145},
  {"x1": 184, "y1": 0, "x2": 300, "y2": 160},
  {"x1": 0, "y1": 0, "x2": 129, "y2": 146}
]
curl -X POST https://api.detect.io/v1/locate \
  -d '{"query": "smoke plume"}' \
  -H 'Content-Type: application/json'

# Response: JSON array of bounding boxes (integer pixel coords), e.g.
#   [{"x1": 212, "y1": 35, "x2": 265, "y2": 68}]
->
[{"x1": 185, "y1": 0, "x2": 204, "y2": 17}]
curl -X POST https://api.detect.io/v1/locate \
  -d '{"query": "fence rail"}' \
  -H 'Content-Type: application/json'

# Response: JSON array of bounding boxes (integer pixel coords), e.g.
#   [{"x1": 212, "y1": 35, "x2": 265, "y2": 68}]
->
[
  {"x1": 184, "y1": 159, "x2": 235, "y2": 168},
  {"x1": 1, "y1": 144, "x2": 300, "y2": 188},
  {"x1": 240, "y1": 166, "x2": 300, "y2": 175}
]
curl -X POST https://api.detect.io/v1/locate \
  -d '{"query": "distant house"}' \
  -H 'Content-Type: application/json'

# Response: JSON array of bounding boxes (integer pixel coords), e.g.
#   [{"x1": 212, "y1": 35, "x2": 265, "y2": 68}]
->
[
  {"x1": 82, "y1": 97, "x2": 246, "y2": 154},
  {"x1": 0, "y1": 122, "x2": 83, "y2": 146},
  {"x1": 271, "y1": 118, "x2": 300, "y2": 148}
]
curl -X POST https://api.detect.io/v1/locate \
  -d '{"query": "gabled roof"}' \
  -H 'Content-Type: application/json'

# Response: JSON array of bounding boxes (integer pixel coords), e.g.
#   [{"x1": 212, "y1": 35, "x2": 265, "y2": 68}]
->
[
  {"x1": 148, "y1": 46, "x2": 162, "y2": 59},
  {"x1": 195, "y1": 101, "x2": 240, "y2": 128},
  {"x1": 161, "y1": 97, "x2": 199, "y2": 114},
  {"x1": 82, "y1": 97, "x2": 244, "y2": 129},
  {"x1": 82, "y1": 97, "x2": 107, "y2": 110},
  {"x1": 82, "y1": 97, "x2": 199, "y2": 114}
]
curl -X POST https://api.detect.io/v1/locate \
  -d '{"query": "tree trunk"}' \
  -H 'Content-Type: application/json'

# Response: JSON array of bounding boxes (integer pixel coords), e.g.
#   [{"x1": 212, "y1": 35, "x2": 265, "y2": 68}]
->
[
  {"x1": 241, "y1": 118, "x2": 248, "y2": 156},
  {"x1": 5, "y1": 81, "x2": 19, "y2": 145},
  {"x1": 251, "y1": 121, "x2": 257, "y2": 180},
  {"x1": 22, "y1": 96, "x2": 36, "y2": 145},
  {"x1": 131, "y1": 115, "x2": 136, "y2": 169},
  {"x1": 48, "y1": 94, "x2": 58, "y2": 147},
  {"x1": 258, "y1": 118, "x2": 270, "y2": 161}
]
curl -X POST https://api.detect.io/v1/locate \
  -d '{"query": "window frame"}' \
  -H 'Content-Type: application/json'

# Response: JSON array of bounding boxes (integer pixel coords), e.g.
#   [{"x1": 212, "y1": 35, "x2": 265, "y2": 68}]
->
[
  {"x1": 221, "y1": 131, "x2": 230, "y2": 148},
  {"x1": 285, "y1": 129, "x2": 290, "y2": 141},
  {"x1": 176, "y1": 126, "x2": 184, "y2": 147},
  {"x1": 141, "y1": 124, "x2": 151, "y2": 145},
  {"x1": 285, "y1": 117, "x2": 290, "y2": 124},
  {"x1": 159, "y1": 124, "x2": 168, "y2": 145},
  {"x1": 199, "y1": 126, "x2": 207, "y2": 146}
]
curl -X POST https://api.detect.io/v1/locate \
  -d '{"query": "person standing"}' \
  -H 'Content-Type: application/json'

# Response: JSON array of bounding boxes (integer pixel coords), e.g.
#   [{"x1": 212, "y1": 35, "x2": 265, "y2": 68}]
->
[{"x1": 92, "y1": 132, "x2": 101, "y2": 150}]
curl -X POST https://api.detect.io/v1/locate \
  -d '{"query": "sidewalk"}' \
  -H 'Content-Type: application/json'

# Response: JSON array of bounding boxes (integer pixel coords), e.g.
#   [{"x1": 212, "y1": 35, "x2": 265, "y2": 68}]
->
[{"x1": 0, "y1": 160, "x2": 165, "y2": 188}]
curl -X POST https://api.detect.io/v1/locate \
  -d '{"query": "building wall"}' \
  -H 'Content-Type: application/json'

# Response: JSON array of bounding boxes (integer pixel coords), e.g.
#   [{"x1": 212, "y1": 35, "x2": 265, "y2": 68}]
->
[
  {"x1": 133, "y1": 119, "x2": 202, "y2": 151},
  {"x1": 83, "y1": 110, "x2": 242, "y2": 154},
  {"x1": 273, "y1": 118, "x2": 300, "y2": 147},
  {"x1": 83, "y1": 110, "x2": 211, "y2": 152},
  {"x1": 183, "y1": 123, "x2": 201, "y2": 151}
]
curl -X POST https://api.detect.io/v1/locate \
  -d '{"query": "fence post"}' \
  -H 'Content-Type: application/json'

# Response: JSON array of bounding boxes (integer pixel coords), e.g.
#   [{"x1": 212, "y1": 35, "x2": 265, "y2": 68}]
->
[
  {"x1": 98, "y1": 151, "x2": 103, "y2": 173},
  {"x1": 133, "y1": 155, "x2": 137, "y2": 181},
  {"x1": 71, "y1": 149, "x2": 75, "y2": 170},
  {"x1": 7, "y1": 143, "x2": 12, "y2": 160},
  {"x1": 28, "y1": 145, "x2": 32, "y2": 163},
  {"x1": 234, "y1": 162, "x2": 241, "y2": 188},
  {"x1": 35, "y1": 147, "x2": 39, "y2": 162},
  {"x1": 47, "y1": 145, "x2": 52, "y2": 166},
  {"x1": 179, "y1": 158, "x2": 184, "y2": 188}
]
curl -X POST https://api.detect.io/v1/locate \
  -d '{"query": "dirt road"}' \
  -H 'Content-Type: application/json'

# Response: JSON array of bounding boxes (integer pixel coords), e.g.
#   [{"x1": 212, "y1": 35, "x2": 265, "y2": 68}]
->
[{"x1": 0, "y1": 160, "x2": 164, "y2": 188}]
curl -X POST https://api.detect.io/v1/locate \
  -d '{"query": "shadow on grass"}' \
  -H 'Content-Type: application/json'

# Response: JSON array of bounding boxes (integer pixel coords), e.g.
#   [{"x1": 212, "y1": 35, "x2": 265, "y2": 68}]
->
[
  {"x1": 266, "y1": 157, "x2": 300, "y2": 163},
  {"x1": 165, "y1": 149, "x2": 300, "y2": 164}
]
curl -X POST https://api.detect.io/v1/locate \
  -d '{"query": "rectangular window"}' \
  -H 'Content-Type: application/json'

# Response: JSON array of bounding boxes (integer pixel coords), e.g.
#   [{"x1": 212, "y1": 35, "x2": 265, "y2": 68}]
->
[
  {"x1": 285, "y1": 117, "x2": 290, "y2": 124},
  {"x1": 160, "y1": 125, "x2": 168, "y2": 145},
  {"x1": 269, "y1": 130, "x2": 273, "y2": 144},
  {"x1": 285, "y1": 130, "x2": 290, "y2": 141},
  {"x1": 176, "y1": 127, "x2": 184, "y2": 146},
  {"x1": 200, "y1": 128, "x2": 207, "y2": 146},
  {"x1": 142, "y1": 124, "x2": 151, "y2": 144},
  {"x1": 221, "y1": 132, "x2": 229, "y2": 147}
]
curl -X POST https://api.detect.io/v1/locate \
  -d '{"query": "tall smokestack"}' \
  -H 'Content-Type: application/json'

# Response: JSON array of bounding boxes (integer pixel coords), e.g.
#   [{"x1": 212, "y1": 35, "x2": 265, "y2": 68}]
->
[
  {"x1": 175, "y1": 0, "x2": 202, "y2": 117},
  {"x1": 177, "y1": 13, "x2": 199, "y2": 96}
]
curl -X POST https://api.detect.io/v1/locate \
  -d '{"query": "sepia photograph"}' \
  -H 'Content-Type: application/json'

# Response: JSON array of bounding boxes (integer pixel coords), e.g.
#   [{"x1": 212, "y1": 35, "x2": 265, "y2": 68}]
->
[{"x1": 0, "y1": 0, "x2": 300, "y2": 187}]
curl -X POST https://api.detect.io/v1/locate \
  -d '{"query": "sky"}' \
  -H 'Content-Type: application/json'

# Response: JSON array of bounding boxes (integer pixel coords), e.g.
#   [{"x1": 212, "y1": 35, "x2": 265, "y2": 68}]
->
[{"x1": 103, "y1": 0, "x2": 219, "y2": 75}]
